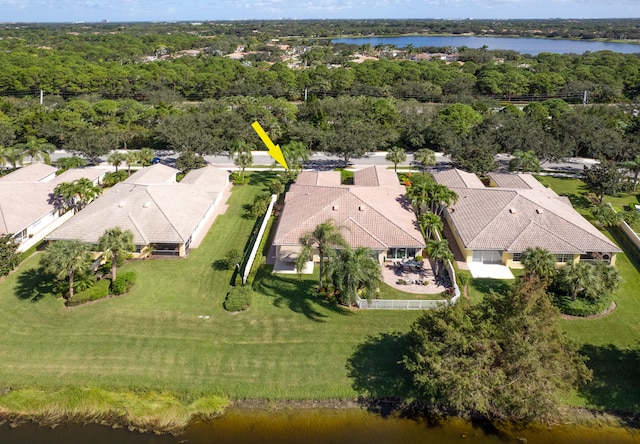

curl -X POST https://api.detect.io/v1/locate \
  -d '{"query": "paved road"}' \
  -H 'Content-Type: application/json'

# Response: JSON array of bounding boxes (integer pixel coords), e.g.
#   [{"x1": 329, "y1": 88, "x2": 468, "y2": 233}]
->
[{"x1": 51, "y1": 150, "x2": 597, "y2": 174}]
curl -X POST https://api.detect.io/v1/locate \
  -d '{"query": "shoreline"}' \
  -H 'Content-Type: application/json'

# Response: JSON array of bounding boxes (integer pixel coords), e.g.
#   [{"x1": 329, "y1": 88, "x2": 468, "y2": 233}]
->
[{"x1": 2, "y1": 394, "x2": 640, "y2": 436}]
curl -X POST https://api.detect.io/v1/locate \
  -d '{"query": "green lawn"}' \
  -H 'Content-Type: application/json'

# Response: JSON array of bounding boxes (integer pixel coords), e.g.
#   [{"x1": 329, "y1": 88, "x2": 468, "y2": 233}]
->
[{"x1": 0, "y1": 173, "x2": 420, "y2": 402}]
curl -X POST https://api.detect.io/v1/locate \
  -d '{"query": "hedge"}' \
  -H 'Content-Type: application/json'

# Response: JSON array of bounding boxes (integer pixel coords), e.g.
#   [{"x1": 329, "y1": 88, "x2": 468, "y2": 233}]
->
[
  {"x1": 66, "y1": 279, "x2": 110, "y2": 306},
  {"x1": 552, "y1": 293, "x2": 612, "y2": 317},
  {"x1": 223, "y1": 286, "x2": 253, "y2": 312},
  {"x1": 109, "y1": 271, "x2": 137, "y2": 295}
]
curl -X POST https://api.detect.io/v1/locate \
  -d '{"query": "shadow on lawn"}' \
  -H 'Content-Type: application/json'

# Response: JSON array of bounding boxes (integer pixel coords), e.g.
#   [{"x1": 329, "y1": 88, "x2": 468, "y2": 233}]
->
[
  {"x1": 253, "y1": 266, "x2": 351, "y2": 322},
  {"x1": 579, "y1": 344, "x2": 640, "y2": 424},
  {"x1": 346, "y1": 331, "x2": 416, "y2": 417},
  {"x1": 469, "y1": 278, "x2": 513, "y2": 297},
  {"x1": 14, "y1": 267, "x2": 55, "y2": 302}
]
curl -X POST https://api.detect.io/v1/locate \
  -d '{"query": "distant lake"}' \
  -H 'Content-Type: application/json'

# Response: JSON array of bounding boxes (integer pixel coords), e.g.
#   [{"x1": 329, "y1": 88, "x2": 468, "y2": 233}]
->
[{"x1": 332, "y1": 35, "x2": 640, "y2": 55}]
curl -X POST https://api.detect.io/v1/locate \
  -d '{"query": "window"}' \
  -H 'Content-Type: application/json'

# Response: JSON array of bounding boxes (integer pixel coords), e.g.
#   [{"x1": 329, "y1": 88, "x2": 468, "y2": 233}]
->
[
  {"x1": 554, "y1": 253, "x2": 572, "y2": 263},
  {"x1": 512, "y1": 252, "x2": 522, "y2": 262}
]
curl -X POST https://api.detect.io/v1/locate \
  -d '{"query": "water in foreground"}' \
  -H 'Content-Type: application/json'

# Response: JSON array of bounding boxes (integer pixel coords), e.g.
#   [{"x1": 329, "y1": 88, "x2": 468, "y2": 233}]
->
[{"x1": 2, "y1": 408, "x2": 640, "y2": 444}]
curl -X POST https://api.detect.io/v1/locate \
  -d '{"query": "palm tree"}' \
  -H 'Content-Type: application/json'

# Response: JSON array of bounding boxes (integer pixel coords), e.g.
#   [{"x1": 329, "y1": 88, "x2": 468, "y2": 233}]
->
[
  {"x1": 326, "y1": 246, "x2": 381, "y2": 306},
  {"x1": 53, "y1": 178, "x2": 102, "y2": 213},
  {"x1": 281, "y1": 140, "x2": 310, "y2": 173},
  {"x1": 519, "y1": 247, "x2": 556, "y2": 282},
  {"x1": 107, "y1": 152, "x2": 127, "y2": 172},
  {"x1": 3, "y1": 146, "x2": 25, "y2": 169},
  {"x1": 418, "y1": 212, "x2": 443, "y2": 240},
  {"x1": 138, "y1": 147, "x2": 156, "y2": 166},
  {"x1": 425, "y1": 239, "x2": 454, "y2": 276},
  {"x1": 622, "y1": 155, "x2": 640, "y2": 192},
  {"x1": 427, "y1": 184, "x2": 458, "y2": 216},
  {"x1": 509, "y1": 150, "x2": 541, "y2": 173},
  {"x1": 15, "y1": 136, "x2": 56, "y2": 164},
  {"x1": 124, "y1": 151, "x2": 139, "y2": 175},
  {"x1": 386, "y1": 146, "x2": 407, "y2": 173},
  {"x1": 98, "y1": 228, "x2": 135, "y2": 282},
  {"x1": 591, "y1": 203, "x2": 621, "y2": 228},
  {"x1": 414, "y1": 148, "x2": 436, "y2": 174},
  {"x1": 0, "y1": 145, "x2": 9, "y2": 172},
  {"x1": 41, "y1": 240, "x2": 93, "y2": 299},
  {"x1": 234, "y1": 151, "x2": 253, "y2": 182},
  {"x1": 557, "y1": 262, "x2": 597, "y2": 301},
  {"x1": 297, "y1": 220, "x2": 347, "y2": 292}
]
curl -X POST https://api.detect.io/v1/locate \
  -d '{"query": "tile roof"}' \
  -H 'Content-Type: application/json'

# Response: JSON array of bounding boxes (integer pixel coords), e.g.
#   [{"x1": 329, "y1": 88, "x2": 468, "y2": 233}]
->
[
  {"x1": 274, "y1": 166, "x2": 425, "y2": 250},
  {"x1": 434, "y1": 169, "x2": 620, "y2": 254},
  {"x1": 489, "y1": 172, "x2": 545, "y2": 190},
  {"x1": 295, "y1": 171, "x2": 341, "y2": 186},
  {"x1": 48, "y1": 166, "x2": 228, "y2": 245},
  {"x1": 0, "y1": 165, "x2": 108, "y2": 235},
  {"x1": 432, "y1": 168, "x2": 485, "y2": 189}
]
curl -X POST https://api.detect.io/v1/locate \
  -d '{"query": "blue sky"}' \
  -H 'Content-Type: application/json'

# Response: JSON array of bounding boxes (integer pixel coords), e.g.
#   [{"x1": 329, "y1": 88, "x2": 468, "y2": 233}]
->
[{"x1": 0, "y1": 0, "x2": 637, "y2": 22}]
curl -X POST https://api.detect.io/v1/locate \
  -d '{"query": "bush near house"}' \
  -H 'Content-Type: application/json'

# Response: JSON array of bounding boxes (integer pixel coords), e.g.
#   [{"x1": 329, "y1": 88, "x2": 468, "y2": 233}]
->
[
  {"x1": 109, "y1": 271, "x2": 137, "y2": 295},
  {"x1": 223, "y1": 286, "x2": 253, "y2": 312},
  {"x1": 66, "y1": 279, "x2": 110, "y2": 306}
]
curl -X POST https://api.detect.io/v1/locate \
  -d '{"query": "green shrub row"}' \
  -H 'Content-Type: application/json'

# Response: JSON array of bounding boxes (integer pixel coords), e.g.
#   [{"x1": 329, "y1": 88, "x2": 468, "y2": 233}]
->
[
  {"x1": 223, "y1": 286, "x2": 254, "y2": 312},
  {"x1": 110, "y1": 272, "x2": 137, "y2": 295},
  {"x1": 66, "y1": 279, "x2": 111, "y2": 306},
  {"x1": 245, "y1": 216, "x2": 274, "y2": 286}
]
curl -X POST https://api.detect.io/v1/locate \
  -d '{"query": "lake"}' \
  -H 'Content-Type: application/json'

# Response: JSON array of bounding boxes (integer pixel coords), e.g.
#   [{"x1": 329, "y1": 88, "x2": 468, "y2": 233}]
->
[
  {"x1": 332, "y1": 35, "x2": 640, "y2": 55},
  {"x1": 2, "y1": 408, "x2": 640, "y2": 443}
]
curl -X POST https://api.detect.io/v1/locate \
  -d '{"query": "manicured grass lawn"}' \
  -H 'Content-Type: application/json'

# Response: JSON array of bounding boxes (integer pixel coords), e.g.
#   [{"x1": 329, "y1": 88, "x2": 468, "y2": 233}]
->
[{"x1": 0, "y1": 173, "x2": 420, "y2": 401}]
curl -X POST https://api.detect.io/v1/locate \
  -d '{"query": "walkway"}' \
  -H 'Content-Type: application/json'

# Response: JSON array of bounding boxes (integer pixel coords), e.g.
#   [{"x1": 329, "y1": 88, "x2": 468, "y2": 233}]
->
[{"x1": 466, "y1": 262, "x2": 515, "y2": 279}]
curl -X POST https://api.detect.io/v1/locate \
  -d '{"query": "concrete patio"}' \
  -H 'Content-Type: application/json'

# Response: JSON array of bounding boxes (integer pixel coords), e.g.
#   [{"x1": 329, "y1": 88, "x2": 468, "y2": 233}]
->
[{"x1": 381, "y1": 261, "x2": 451, "y2": 295}]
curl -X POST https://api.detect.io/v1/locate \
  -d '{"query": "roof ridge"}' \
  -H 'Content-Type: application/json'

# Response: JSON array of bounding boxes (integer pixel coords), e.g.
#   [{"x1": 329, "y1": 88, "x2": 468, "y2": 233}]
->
[
  {"x1": 345, "y1": 190, "x2": 424, "y2": 244},
  {"x1": 505, "y1": 219, "x2": 584, "y2": 253},
  {"x1": 142, "y1": 186, "x2": 185, "y2": 241},
  {"x1": 127, "y1": 212, "x2": 149, "y2": 245},
  {"x1": 346, "y1": 216, "x2": 388, "y2": 248}
]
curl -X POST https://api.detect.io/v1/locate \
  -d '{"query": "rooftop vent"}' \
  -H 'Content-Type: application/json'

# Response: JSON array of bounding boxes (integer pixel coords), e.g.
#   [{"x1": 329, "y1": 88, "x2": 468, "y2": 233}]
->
[
  {"x1": 143, "y1": 202, "x2": 150, "y2": 208},
  {"x1": 359, "y1": 205, "x2": 366, "y2": 211},
  {"x1": 509, "y1": 208, "x2": 517, "y2": 214},
  {"x1": 333, "y1": 205, "x2": 339, "y2": 211},
  {"x1": 118, "y1": 202, "x2": 126, "y2": 208},
  {"x1": 536, "y1": 208, "x2": 544, "y2": 214}
]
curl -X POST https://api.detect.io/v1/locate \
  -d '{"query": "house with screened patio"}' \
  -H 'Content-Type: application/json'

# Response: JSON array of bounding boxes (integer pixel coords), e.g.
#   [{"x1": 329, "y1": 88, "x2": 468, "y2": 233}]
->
[
  {"x1": 272, "y1": 166, "x2": 425, "y2": 273},
  {"x1": 432, "y1": 168, "x2": 621, "y2": 268}
]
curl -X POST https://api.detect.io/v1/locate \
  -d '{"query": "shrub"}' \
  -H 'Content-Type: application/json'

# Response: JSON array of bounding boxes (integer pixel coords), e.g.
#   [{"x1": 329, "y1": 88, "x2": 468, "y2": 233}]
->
[
  {"x1": 396, "y1": 279, "x2": 406, "y2": 285},
  {"x1": 223, "y1": 249, "x2": 243, "y2": 270},
  {"x1": 268, "y1": 179, "x2": 284, "y2": 195},
  {"x1": 103, "y1": 170, "x2": 129, "y2": 186},
  {"x1": 552, "y1": 293, "x2": 611, "y2": 317},
  {"x1": 456, "y1": 270, "x2": 472, "y2": 288},
  {"x1": 223, "y1": 286, "x2": 253, "y2": 312},
  {"x1": 66, "y1": 279, "x2": 110, "y2": 306},
  {"x1": 230, "y1": 171, "x2": 248, "y2": 185},
  {"x1": 109, "y1": 271, "x2": 137, "y2": 295}
]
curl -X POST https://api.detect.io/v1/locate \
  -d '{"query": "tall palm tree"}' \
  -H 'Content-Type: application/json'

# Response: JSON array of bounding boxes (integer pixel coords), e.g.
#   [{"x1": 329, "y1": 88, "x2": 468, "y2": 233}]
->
[
  {"x1": 519, "y1": 247, "x2": 556, "y2": 283},
  {"x1": 591, "y1": 203, "x2": 621, "y2": 228},
  {"x1": 15, "y1": 136, "x2": 56, "y2": 164},
  {"x1": 414, "y1": 148, "x2": 436, "y2": 174},
  {"x1": 138, "y1": 147, "x2": 156, "y2": 166},
  {"x1": 41, "y1": 240, "x2": 92, "y2": 299},
  {"x1": 53, "y1": 178, "x2": 102, "y2": 214},
  {"x1": 622, "y1": 155, "x2": 640, "y2": 192},
  {"x1": 425, "y1": 239, "x2": 454, "y2": 276},
  {"x1": 234, "y1": 151, "x2": 253, "y2": 182},
  {"x1": 326, "y1": 246, "x2": 381, "y2": 306},
  {"x1": 3, "y1": 146, "x2": 25, "y2": 169},
  {"x1": 281, "y1": 140, "x2": 310, "y2": 173},
  {"x1": 124, "y1": 151, "x2": 139, "y2": 175},
  {"x1": 107, "y1": 152, "x2": 127, "y2": 172},
  {"x1": 98, "y1": 228, "x2": 135, "y2": 282},
  {"x1": 509, "y1": 150, "x2": 541, "y2": 173},
  {"x1": 427, "y1": 184, "x2": 458, "y2": 216},
  {"x1": 418, "y1": 212, "x2": 443, "y2": 240},
  {"x1": 385, "y1": 146, "x2": 407, "y2": 173},
  {"x1": 557, "y1": 262, "x2": 597, "y2": 301},
  {"x1": 297, "y1": 220, "x2": 347, "y2": 292}
]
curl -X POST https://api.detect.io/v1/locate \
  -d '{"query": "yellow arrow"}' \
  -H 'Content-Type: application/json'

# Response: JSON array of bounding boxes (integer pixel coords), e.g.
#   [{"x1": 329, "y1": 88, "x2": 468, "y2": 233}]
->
[{"x1": 251, "y1": 121, "x2": 288, "y2": 170}]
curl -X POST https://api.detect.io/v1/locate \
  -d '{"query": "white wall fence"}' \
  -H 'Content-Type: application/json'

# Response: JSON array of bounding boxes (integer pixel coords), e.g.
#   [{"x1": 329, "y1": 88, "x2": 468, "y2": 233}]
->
[
  {"x1": 618, "y1": 219, "x2": 640, "y2": 254},
  {"x1": 242, "y1": 194, "x2": 277, "y2": 285},
  {"x1": 355, "y1": 227, "x2": 460, "y2": 310}
]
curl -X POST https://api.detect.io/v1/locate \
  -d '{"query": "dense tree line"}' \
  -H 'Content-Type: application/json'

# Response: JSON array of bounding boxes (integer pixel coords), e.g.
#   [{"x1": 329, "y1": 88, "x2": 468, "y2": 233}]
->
[
  {"x1": 1, "y1": 94, "x2": 639, "y2": 170},
  {"x1": 0, "y1": 23, "x2": 638, "y2": 103}
]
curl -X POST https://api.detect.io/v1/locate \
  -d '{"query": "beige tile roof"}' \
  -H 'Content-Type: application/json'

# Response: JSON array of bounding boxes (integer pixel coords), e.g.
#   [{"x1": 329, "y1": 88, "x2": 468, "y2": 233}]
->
[
  {"x1": 274, "y1": 166, "x2": 425, "y2": 250},
  {"x1": 353, "y1": 165, "x2": 404, "y2": 188},
  {"x1": 489, "y1": 173, "x2": 535, "y2": 189},
  {"x1": 0, "y1": 163, "x2": 57, "y2": 183},
  {"x1": 295, "y1": 171, "x2": 341, "y2": 186},
  {"x1": 0, "y1": 165, "x2": 107, "y2": 235},
  {"x1": 47, "y1": 166, "x2": 228, "y2": 245},
  {"x1": 432, "y1": 168, "x2": 485, "y2": 189},
  {"x1": 125, "y1": 163, "x2": 178, "y2": 185},
  {"x1": 435, "y1": 169, "x2": 620, "y2": 254}
]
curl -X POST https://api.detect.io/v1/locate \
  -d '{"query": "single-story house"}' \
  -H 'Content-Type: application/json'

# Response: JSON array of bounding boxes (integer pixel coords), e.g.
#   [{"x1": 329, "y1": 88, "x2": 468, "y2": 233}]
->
[
  {"x1": 47, "y1": 164, "x2": 229, "y2": 257},
  {"x1": 432, "y1": 168, "x2": 621, "y2": 267},
  {"x1": 0, "y1": 163, "x2": 108, "y2": 252},
  {"x1": 272, "y1": 165, "x2": 425, "y2": 272}
]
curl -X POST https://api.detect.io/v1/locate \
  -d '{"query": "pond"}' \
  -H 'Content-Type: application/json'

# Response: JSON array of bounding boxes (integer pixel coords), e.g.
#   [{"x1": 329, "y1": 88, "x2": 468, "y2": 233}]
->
[
  {"x1": 331, "y1": 35, "x2": 640, "y2": 55},
  {"x1": 2, "y1": 408, "x2": 640, "y2": 444}
]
